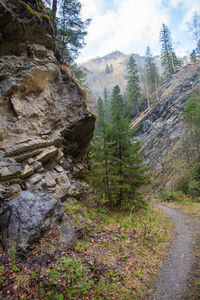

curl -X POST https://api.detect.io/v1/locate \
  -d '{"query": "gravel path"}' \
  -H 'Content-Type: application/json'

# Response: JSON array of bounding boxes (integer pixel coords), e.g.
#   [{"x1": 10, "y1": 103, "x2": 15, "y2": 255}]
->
[{"x1": 151, "y1": 204, "x2": 198, "y2": 300}]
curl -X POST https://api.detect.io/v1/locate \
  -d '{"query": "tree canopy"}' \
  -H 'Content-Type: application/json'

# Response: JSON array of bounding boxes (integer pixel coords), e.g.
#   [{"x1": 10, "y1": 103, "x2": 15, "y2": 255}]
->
[
  {"x1": 125, "y1": 55, "x2": 141, "y2": 117},
  {"x1": 160, "y1": 23, "x2": 181, "y2": 77}
]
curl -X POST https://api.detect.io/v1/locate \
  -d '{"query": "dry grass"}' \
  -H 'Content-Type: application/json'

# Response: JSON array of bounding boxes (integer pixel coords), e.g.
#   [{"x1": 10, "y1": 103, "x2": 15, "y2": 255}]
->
[{"x1": 0, "y1": 201, "x2": 174, "y2": 299}]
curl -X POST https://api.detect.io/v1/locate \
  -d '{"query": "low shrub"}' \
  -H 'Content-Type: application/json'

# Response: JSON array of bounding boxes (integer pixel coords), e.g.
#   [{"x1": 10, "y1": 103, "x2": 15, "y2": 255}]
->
[
  {"x1": 158, "y1": 189, "x2": 178, "y2": 202},
  {"x1": 46, "y1": 257, "x2": 93, "y2": 299}
]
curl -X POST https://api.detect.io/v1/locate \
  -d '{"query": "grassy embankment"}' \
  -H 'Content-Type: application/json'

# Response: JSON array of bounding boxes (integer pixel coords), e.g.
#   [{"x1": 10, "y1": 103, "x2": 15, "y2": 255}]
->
[{"x1": 0, "y1": 201, "x2": 174, "y2": 299}]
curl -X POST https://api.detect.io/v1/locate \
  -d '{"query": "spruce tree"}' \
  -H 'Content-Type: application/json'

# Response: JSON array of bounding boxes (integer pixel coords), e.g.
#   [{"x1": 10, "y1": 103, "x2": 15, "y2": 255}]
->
[
  {"x1": 110, "y1": 64, "x2": 113, "y2": 73},
  {"x1": 125, "y1": 55, "x2": 141, "y2": 117},
  {"x1": 190, "y1": 49, "x2": 198, "y2": 63},
  {"x1": 88, "y1": 87, "x2": 150, "y2": 208},
  {"x1": 145, "y1": 46, "x2": 160, "y2": 103},
  {"x1": 103, "y1": 87, "x2": 111, "y2": 123},
  {"x1": 188, "y1": 12, "x2": 200, "y2": 56},
  {"x1": 105, "y1": 64, "x2": 110, "y2": 74},
  {"x1": 108, "y1": 86, "x2": 150, "y2": 208},
  {"x1": 52, "y1": 0, "x2": 58, "y2": 22},
  {"x1": 88, "y1": 98, "x2": 111, "y2": 201},
  {"x1": 103, "y1": 87, "x2": 108, "y2": 102},
  {"x1": 56, "y1": 0, "x2": 91, "y2": 62},
  {"x1": 160, "y1": 23, "x2": 181, "y2": 77}
]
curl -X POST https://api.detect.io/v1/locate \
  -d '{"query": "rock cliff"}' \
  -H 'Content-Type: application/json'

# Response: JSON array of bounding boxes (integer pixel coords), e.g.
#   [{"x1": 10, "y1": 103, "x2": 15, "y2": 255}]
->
[
  {"x1": 132, "y1": 62, "x2": 200, "y2": 188},
  {"x1": 0, "y1": 0, "x2": 95, "y2": 201}
]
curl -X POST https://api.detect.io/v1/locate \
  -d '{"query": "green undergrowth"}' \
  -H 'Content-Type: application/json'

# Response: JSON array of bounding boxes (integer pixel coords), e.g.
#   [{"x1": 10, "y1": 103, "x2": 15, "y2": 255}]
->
[
  {"x1": 63, "y1": 201, "x2": 173, "y2": 299},
  {"x1": 0, "y1": 201, "x2": 173, "y2": 299}
]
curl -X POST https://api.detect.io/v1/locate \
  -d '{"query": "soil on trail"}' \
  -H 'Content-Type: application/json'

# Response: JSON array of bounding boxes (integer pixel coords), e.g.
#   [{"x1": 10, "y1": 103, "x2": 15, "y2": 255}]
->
[{"x1": 151, "y1": 204, "x2": 199, "y2": 300}]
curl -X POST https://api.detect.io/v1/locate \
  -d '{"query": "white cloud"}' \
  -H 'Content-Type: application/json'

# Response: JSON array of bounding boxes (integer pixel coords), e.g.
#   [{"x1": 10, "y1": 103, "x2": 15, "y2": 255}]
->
[
  {"x1": 169, "y1": 0, "x2": 200, "y2": 29},
  {"x1": 78, "y1": 0, "x2": 199, "y2": 62},
  {"x1": 80, "y1": 0, "x2": 103, "y2": 18}
]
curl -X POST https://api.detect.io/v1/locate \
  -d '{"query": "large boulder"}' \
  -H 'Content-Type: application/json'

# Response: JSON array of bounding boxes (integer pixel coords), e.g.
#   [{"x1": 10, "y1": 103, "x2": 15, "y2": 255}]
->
[{"x1": 0, "y1": 191, "x2": 64, "y2": 257}]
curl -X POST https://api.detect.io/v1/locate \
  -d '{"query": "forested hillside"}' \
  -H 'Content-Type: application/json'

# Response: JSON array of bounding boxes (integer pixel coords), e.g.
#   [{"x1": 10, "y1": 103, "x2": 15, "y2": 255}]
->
[{"x1": 83, "y1": 50, "x2": 162, "y2": 102}]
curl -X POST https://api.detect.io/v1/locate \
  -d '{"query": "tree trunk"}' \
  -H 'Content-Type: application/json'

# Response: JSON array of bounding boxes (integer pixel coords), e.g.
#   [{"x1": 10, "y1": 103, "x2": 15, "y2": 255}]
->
[
  {"x1": 136, "y1": 99, "x2": 140, "y2": 116},
  {"x1": 52, "y1": 0, "x2": 57, "y2": 14},
  {"x1": 155, "y1": 77, "x2": 159, "y2": 102},
  {"x1": 52, "y1": 0, "x2": 57, "y2": 26},
  {"x1": 170, "y1": 51, "x2": 176, "y2": 73},
  {"x1": 103, "y1": 126, "x2": 111, "y2": 204},
  {"x1": 145, "y1": 77, "x2": 150, "y2": 109}
]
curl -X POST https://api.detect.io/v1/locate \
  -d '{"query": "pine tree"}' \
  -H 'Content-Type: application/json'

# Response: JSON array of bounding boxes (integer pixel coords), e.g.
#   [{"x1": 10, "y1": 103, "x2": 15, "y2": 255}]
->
[
  {"x1": 125, "y1": 55, "x2": 141, "y2": 117},
  {"x1": 88, "y1": 86, "x2": 150, "y2": 208},
  {"x1": 88, "y1": 98, "x2": 111, "y2": 201},
  {"x1": 190, "y1": 49, "x2": 198, "y2": 63},
  {"x1": 105, "y1": 64, "x2": 110, "y2": 74},
  {"x1": 70, "y1": 63, "x2": 88, "y2": 87},
  {"x1": 108, "y1": 86, "x2": 150, "y2": 208},
  {"x1": 56, "y1": 0, "x2": 91, "y2": 62},
  {"x1": 160, "y1": 23, "x2": 181, "y2": 77},
  {"x1": 52, "y1": 0, "x2": 58, "y2": 20},
  {"x1": 145, "y1": 46, "x2": 160, "y2": 103},
  {"x1": 103, "y1": 87, "x2": 108, "y2": 102},
  {"x1": 188, "y1": 12, "x2": 200, "y2": 56},
  {"x1": 110, "y1": 64, "x2": 113, "y2": 73},
  {"x1": 103, "y1": 87, "x2": 111, "y2": 123}
]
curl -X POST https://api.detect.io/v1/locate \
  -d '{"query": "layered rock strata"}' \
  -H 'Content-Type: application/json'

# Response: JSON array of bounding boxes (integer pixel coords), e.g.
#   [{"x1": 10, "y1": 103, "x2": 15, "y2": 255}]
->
[
  {"x1": 132, "y1": 62, "x2": 200, "y2": 188},
  {"x1": 0, "y1": 0, "x2": 95, "y2": 201}
]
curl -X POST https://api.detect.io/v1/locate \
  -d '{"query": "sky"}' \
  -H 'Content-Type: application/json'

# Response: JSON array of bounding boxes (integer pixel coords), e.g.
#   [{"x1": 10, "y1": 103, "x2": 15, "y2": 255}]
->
[{"x1": 77, "y1": 0, "x2": 200, "y2": 62}]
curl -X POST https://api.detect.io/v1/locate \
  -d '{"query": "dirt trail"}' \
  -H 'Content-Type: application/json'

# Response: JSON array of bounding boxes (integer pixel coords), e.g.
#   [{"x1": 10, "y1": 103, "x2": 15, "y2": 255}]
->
[{"x1": 151, "y1": 204, "x2": 199, "y2": 300}]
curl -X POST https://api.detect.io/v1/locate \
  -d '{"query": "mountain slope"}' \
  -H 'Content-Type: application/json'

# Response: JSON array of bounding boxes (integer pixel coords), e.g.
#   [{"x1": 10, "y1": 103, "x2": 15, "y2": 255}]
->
[
  {"x1": 132, "y1": 62, "x2": 200, "y2": 188},
  {"x1": 83, "y1": 51, "x2": 162, "y2": 101}
]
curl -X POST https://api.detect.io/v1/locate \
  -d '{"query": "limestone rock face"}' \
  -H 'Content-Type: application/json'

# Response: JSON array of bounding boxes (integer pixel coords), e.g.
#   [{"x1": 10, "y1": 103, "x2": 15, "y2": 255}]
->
[
  {"x1": 0, "y1": 191, "x2": 64, "y2": 256},
  {"x1": 132, "y1": 62, "x2": 200, "y2": 188},
  {"x1": 0, "y1": 0, "x2": 95, "y2": 200}
]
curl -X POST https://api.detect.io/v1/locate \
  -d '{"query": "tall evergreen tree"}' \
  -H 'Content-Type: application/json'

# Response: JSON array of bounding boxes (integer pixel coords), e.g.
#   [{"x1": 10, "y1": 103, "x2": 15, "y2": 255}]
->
[
  {"x1": 190, "y1": 49, "x2": 198, "y2": 63},
  {"x1": 56, "y1": 0, "x2": 91, "y2": 62},
  {"x1": 103, "y1": 87, "x2": 108, "y2": 103},
  {"x1": 105, "y1": 64, "x2": 110, "y2": 74},
  {"x1": 108, "y1": 86, "x2": 150, "y2": 208},
  {"x1": 52, "y1": 0, "x2": 58, "y2": 17},
  {"x1": 88, "y1": 98, "x2": 111, "y2": 201},
  {"x1": 125, "y1": 55, "x2": 141, "y2": 117},
  {"x1": 145, "y1": 46, "x2": 160, "y2": 103},
  {"x1": 103, "y1": 87, "x2": 111, "y2": 123},
  {"x1": 110, "y1": 64, "x2": 113, "y2": 73},
  {"x1": 88, "y1": 86, "x2": 150, "y2": 209},
  {"x1": 188, "y1": 12, "x2": 200, "y2": 56},
  {"x1": 160, "y1": 23, "x2": 181, "y2": 77}
]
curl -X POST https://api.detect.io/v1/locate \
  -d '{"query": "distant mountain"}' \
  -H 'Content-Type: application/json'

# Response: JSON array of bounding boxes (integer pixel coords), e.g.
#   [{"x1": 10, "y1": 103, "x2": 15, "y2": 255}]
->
[{"x1": 83, "y1": 51, "x2": 162, "y2": 104}]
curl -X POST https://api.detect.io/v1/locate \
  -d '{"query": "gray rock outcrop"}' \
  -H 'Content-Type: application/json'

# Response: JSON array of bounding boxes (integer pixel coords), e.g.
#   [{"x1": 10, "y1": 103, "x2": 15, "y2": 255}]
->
[
  {"x1": 132, "y1": 62, "x2": 200, "y2": 188},
  {"x1": 0, "y1": 0, "x2": 95, "y2": 200},
  {"x1": 0, "y1": 0, "x2": 95, "y2": 254}
]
